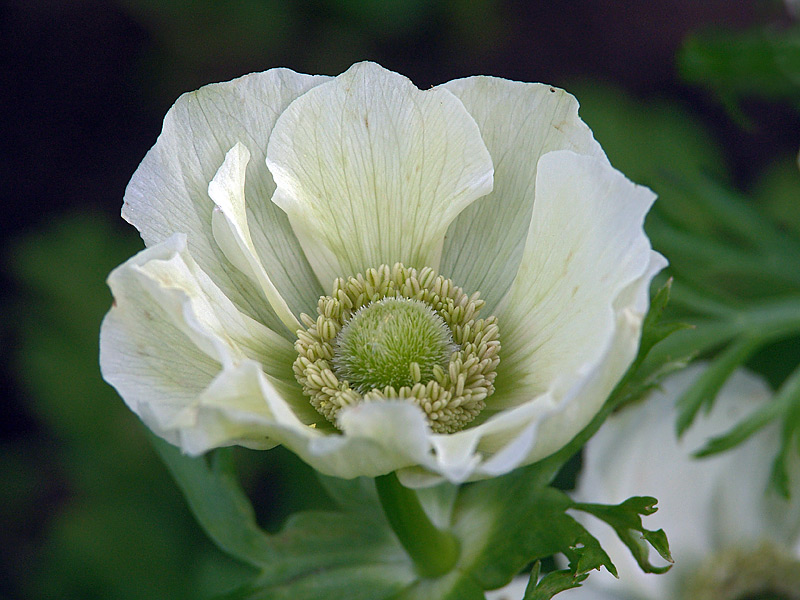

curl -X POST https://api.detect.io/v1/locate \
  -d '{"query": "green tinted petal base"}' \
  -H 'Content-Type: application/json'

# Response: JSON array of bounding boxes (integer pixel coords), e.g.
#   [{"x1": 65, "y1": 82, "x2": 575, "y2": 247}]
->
[{"x1": 293, "y1": 264, "x2": 500, "y2": 434}]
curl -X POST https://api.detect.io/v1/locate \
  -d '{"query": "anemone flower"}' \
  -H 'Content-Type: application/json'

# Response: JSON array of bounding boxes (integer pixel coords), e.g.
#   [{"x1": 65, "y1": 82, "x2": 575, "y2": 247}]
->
[{"x1": 100, "y1": 61, "x2": 663, "y2": 485}]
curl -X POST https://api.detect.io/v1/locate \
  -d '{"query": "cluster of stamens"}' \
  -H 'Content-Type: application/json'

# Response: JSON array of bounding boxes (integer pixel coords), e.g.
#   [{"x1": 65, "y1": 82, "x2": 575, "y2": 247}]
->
[{"x1": 292, "y1": 263, "x2": 500, "y2": 434}]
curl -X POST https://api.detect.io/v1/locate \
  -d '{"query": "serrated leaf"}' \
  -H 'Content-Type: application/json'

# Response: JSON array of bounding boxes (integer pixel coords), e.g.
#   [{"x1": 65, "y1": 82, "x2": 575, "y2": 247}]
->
[
  {"x1": 523, "y1": 568, "x2": 588, "y2": 600},
  {"x1": 573, "y1": 497, "x2": 672, "y2": 575},
  {"x1": 452, "y1": 469, "x2": 616, "y2": 591}
]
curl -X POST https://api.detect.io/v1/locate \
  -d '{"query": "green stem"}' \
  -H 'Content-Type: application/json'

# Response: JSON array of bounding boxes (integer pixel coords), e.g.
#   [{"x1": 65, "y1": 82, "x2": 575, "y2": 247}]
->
[{"x1": 375, "y1": 472, "x2": 460, "y2": 578}]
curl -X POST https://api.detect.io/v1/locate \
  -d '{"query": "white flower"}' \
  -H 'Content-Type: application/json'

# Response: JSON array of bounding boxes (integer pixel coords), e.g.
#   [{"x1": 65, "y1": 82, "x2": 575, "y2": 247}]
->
[
  {"x1": 100, "y1": 62, "x2": 664, "y2": 485},
  {"x1": 560, "y1": 366, "x2": 800, "y2": 600}
]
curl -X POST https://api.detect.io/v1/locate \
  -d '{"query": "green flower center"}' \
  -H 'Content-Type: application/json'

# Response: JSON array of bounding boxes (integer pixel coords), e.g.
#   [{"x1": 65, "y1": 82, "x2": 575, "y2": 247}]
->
[
  {"x1": 333, "y1": 298, "x2": 457, "y2": 394},
  {"x1": 292, "y1": 263, "x2": 500, "y2": 433},
  {"x1": 682, "y1": 541, "x2": 800, "y2": 600}
]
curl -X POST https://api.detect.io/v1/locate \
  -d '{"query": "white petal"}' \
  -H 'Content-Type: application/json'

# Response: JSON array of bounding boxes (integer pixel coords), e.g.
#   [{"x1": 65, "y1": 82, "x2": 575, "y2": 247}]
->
[
  {"x1": 208, "y1": 142, "x2": 300, "y2": 332},
  {"x1": 122, "y1": 69, "x2": 328, "y2": 334},
  {"x1": 469, "y1": 151, "x2": 664, "y2": 475},
  {"x1": 263, "y1": 396, "x2": 441, "y2": 480},
  {"x1": 439, "y1": 77, "x2": 604, "y2": 313},
  {"x1": 175, "y1": 361, "x2": 281, "y2": 453},
  {"x1": 100, "y1": 235, "x2": 306, "y2": 451},
  {"x1": 266, "y1": 61, "x2": 494, "y2": 289}
]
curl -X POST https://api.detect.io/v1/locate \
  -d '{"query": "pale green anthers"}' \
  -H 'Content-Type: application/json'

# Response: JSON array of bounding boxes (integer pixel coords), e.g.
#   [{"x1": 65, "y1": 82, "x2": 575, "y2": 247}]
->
[{"x1": 293, "y1": 263, "x2": 500, "y2": 434}]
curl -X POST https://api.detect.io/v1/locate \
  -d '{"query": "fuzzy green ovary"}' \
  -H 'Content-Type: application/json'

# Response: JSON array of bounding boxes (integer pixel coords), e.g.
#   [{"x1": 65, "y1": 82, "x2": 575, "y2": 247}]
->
[
  {"x1": 333, "y1": 298, "x2": 456, "y2": 394},
  {"x1": 293, "y1": 263, "x2": 500, "y2": 433}
]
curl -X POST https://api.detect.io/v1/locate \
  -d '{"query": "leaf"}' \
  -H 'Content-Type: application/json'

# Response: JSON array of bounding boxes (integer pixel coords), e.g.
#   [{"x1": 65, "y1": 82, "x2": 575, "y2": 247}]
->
[
  {"x1": 151, "y1": 438, "x2": 277, "y2": 568},
  {"x1": 771, "y1": 367, "x2": 800, "y2": 497},
  {"x1": 153, "y1": 438, "x2": 415, "y2": 599},
  {"x1": 453, "y1": 468, "x2": 613, "y2": 591},
  {"x1": 573, "y1": 497, "x2": 673, "y2": 575},
  {"x1": 522, "y1": 564, "x2": 588, "y2": 600},
  {"x1": 678, "y1": 27, "x2": 800, "y2": 103},
  {"x1": 448, "y1": 466, "x2": 671, "y2": 597},
  {"x1": 694, "y1": 362, "x2": 800, "y2": 459},
  {"x1": 675, "y1": 336, "x2": 762, "y2": 435}
]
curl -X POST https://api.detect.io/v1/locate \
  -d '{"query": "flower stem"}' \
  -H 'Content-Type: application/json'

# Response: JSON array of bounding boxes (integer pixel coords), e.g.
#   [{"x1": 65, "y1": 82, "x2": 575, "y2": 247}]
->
[{"x1": 375, "y1": 472, "x2": 460, "y2": 578}]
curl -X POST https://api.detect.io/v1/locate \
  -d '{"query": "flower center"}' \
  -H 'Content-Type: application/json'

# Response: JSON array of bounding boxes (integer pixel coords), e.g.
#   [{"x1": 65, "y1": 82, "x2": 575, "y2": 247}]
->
[
  {"x1": 332, "y1": 297, "x2": 457, "y2": 394},
  {"x1": 292, "y1": 263, "x2": 500, "y2": 433},
  {"x1": 681, "y1": 541, "x2": 800, "y2": 600}
]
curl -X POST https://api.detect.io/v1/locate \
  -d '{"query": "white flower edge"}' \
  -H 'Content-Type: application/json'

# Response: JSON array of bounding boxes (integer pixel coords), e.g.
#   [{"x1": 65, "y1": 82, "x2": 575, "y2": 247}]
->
[{"x1": 558, "y1": 365, "x2": 800, "y2": 600}]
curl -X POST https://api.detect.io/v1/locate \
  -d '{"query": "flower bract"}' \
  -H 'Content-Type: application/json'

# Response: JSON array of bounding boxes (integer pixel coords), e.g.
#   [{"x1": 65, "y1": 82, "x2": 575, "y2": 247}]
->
[{"x1": 100, "y1": 61, "x2": 664, "y2": 485}]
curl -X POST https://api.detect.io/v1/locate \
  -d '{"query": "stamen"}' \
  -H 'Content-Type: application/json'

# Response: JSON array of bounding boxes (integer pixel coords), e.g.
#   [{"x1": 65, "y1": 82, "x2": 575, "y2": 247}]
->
[{"x1": 293, "y1": 263, "x2": 500, "y2": 433}]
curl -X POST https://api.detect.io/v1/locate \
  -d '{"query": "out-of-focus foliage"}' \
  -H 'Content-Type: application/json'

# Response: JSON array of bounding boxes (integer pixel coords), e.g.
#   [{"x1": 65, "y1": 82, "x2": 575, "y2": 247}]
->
[
  {"x1": 679, "y1": 25, "x2": 800, "y2": 114},
  {"x1": 753, "y1": 153, "x2": 800, "y2": 239},
  {"x1": 111, "y1": 0, "x2": 500, "y2": 98},
  {"x1": 573, "y1": 67, "x2": 800, "y2": 496}
]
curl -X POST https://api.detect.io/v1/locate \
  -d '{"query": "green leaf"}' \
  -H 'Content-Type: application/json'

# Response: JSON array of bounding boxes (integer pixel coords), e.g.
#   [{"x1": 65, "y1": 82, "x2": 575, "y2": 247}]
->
[
  {"x1": 573, "y1": 497, "x2": 673, "y2": 575},
  {"x1": 389, "y1": 571, "x2": 485, "y2": 600},
  {"x1": 151, "y1": 438, "x2": 277, "y2": 568},
  {"x1": 770, "y1": 409, "x2": 800, "y2": 499},
  {"x1": 678, "y1": 27, "x2": 800, "y2": 104},
  {"x1": 448, "y1": 467, "x2": 671, "y2": 597},
  {"x1": 704, "y1": 363, "x2": 800, "y2": 497},
  {"x1": 694, "y1": 363, "x2": 800, "y2": 461},
  {"x1": 675, "y1": 336, "x2": 762, "y2": 435},
  {"x1": 522, "y1": 564, "x2": 588, "y2": 600},
  {"x1": 153, "y1": 438, "x2": 415, "y2": 599},
  {"x1": 639, "y1": 280, "x2": 688, "y2": 361},
  {"x1": 453, "y1": 468, "x2": 613, "y2": 591}
]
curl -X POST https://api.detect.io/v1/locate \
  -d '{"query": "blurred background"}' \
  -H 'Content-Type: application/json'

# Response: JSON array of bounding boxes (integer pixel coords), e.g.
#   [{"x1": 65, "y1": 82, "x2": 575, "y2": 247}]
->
[{"x1": 3, "y1": 1, "x2": 800, "y2": 598}]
